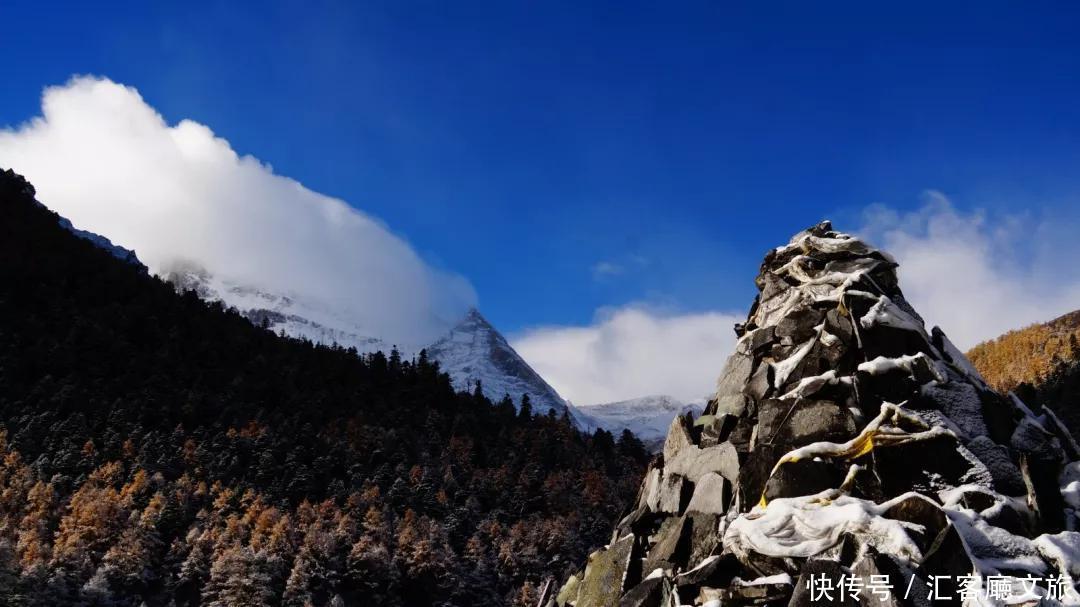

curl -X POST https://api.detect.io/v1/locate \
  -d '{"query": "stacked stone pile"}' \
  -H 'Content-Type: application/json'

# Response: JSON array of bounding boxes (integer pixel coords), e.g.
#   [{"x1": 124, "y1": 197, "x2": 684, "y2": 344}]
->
[{"x1": 553, "y1": 222, "x2": 1080, "y2": 607}]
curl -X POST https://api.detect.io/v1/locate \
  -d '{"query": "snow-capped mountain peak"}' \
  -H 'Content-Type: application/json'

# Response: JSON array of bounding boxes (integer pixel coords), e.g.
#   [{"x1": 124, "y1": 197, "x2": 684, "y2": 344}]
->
[{"x1": 425, "y1": 308, "x2": 578, "y2": 422}]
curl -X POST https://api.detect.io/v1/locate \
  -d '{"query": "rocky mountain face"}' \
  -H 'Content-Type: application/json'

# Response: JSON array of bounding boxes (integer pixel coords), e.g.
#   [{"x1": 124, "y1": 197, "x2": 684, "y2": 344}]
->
[
  {"x1": 554, "y1": 222, "x2": 1080, "y2": 607},
  {"x1": 426, "y1": 308, "x2": 579, "y2": 421},
  {"x1": 574, "y1": 396, "x2": 704, "y2": 452}
]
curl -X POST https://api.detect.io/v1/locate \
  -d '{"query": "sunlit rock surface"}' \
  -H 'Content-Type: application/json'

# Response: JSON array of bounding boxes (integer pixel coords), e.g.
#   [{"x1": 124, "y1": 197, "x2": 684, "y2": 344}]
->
[{"x1": 556, "y1": 221, "x2": 1080, "y2": 607}]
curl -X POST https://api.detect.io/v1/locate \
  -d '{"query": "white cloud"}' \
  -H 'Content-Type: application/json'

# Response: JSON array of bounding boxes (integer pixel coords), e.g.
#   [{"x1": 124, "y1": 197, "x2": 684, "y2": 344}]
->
[
  {"x1": 512, "y1": 306, "x2": 742, "y2": 406},
  {"x1": 858, "y1": 191, "x2": 1080, "y2": 350},
  {"x1": 590, "y1": 261, "x2": 625, "y2": 280},
  {"x1": 0, "y1": 76, "x2": 475, "y2": 346}
]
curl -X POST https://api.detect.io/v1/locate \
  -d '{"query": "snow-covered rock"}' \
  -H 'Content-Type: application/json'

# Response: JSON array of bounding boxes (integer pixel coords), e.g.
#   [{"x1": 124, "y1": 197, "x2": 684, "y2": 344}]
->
[{"x1": 561, "y1": 221, "x2": 1080, "y2": 607}]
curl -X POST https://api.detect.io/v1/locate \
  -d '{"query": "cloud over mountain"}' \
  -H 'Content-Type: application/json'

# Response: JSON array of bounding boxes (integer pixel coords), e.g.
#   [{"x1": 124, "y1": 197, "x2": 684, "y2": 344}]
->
[
  {"x1": 512, "y1": 306, "x2": 742, "y2": 406},
  {"x1": 7, "y1": 77, "x2": 1079, "y2": 405},
  {"x1": 859, "y1": 192, "x2": 1080, "y2": 350},
  {"x1": 0, "y1": 76, "x2": 475, "y2": 346}
]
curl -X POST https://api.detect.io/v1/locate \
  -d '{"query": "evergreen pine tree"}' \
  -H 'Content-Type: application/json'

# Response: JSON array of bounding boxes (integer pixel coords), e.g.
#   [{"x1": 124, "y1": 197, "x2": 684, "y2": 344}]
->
[{"x1": 518, "y1": 394, "x2": 533, "y2": 420}]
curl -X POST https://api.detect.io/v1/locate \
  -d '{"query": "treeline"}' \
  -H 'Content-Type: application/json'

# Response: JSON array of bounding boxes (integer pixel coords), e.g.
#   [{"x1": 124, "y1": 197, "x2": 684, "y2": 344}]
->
[
  {"x1": 967, "y1": 310, "x2": 1080, "y2": 439},
  {"x1": 0, "y1": 169, "x2": 649, "y2": 606}
]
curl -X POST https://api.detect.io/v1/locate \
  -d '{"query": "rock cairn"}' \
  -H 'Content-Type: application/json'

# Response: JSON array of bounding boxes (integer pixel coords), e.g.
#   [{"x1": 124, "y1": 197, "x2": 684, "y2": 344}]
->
[{"x1": 553, "y1": 222, "x2": 1080, "y2": 607}]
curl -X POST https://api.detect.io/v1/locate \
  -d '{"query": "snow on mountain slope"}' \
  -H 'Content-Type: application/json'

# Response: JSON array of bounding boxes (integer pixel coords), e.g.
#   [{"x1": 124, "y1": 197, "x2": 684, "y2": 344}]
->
[
  {"x1": 161, "y1": 267, "x2": 691, "y2": 439},
  {"x1": 58, "y1": 215, "x2": 144, "y2": 267},
  {"x1": 425, "y1": 308, "x2": 580, "y2": 421},
  {"x1": 575, "y1": 395, "x2": 704, "y2": 450},
  {"x1": 164, "y1": 263, "x2": 392, "y2": 355},
  {"x1": 37, "y1": 195, "x2": 144, "y2": 268},
  {"x1": 21, "y1": 179, "x2": 143, "y2": 267},
  {"x1": 27, "y1": 188, "x2": 703, "y2": 442}
]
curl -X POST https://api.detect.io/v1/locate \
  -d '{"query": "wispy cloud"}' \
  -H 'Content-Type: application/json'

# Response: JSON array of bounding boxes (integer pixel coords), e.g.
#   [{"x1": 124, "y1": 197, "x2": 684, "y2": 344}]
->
[
  {"x1": 591, "y1": 253, "x2": 652, "y2": 282},
  {"x1": 0, "y1": 76, "x2": 476, "y2": 345},
  {"x1": 512, "y1": 305, "x2": 742, "y2": 405},
  {"x1": 858, "y1": 191, "x2": 1080, "y2": 349},
  {"x1": 590, "y1": 261, "x2": 625, "y2": 280}
]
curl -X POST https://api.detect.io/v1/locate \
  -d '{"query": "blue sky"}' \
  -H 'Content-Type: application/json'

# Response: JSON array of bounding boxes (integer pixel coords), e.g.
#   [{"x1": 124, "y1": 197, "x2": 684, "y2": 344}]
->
[{"x1": 3, "y1": 1, "x2": 1080, "y2": 363}]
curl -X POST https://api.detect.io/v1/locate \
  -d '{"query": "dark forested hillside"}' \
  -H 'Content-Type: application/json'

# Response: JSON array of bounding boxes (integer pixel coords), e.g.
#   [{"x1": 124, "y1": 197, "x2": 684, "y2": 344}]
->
[{"x1": 0, "y1": 169, "x2": 649, "y2": 606}]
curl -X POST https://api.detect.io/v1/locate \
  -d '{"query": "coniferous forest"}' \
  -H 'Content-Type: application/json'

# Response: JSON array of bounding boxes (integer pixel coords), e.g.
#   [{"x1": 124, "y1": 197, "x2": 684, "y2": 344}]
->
[{"x1": 0, "y1": 169, "x2": 650, "y2": 606}]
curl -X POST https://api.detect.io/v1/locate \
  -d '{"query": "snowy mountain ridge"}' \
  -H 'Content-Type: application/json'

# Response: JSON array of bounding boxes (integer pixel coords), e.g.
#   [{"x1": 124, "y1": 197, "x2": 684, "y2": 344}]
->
[
  {"x1": 31, "y1": 187, "x2": 144, "y2": 268},
  {"x1": 164, "y1": 263, "x2": 393, "y2": 355},
  {"x1": 58, "y1": 216, "x2": 144, "y2": 267},
  {"x1": 161, "y1": 268, "x2": 585, "y2": 423},
  {"x1": 573, "y1": 395, "x2": 705, "y2": 451},
  {"x1": 66, "y1": 242, "x2": 684, "y2": 438},
  {"x1": 16, "y1": 174, "x2": 143, "y2": 267}
]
